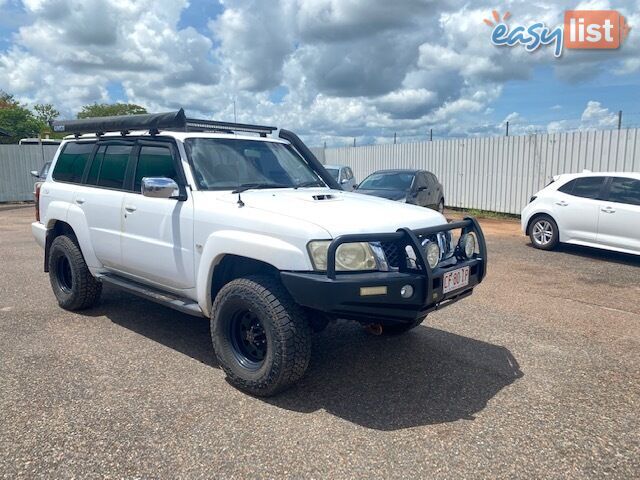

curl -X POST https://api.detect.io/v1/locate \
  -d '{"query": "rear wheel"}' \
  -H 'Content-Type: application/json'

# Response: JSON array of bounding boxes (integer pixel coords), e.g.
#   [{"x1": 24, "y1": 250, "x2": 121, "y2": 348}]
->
[
  {"x1": 529, "y1": 215, "x2": 559, "y2": 250},
  {"x1": 211, "y1": 275, "x2": 312, "y2": 396},
  {"x1": 48, "y1": 235, "x2": 102, "y2": 310}
]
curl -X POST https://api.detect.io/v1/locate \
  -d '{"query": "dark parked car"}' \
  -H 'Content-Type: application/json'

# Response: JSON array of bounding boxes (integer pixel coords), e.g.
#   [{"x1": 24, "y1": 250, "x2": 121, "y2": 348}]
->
[{"x1": 356, "y1": 169, "x2": 445, "y2": 213}]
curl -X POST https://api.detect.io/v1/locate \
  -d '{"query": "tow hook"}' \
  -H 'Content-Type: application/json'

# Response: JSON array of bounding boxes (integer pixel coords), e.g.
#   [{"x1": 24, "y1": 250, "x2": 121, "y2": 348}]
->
[{"x1": 364, "y1": 324, "x2": 383, "y2": 336}]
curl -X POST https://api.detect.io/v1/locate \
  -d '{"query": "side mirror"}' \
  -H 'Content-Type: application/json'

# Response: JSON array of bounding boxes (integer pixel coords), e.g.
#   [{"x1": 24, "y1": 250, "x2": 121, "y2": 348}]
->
[
  {"x1": 353, "y1": 183, "x2": 359, "y2": 189},
  {"x1": 30, "y1": 170, "x2": 39, "y2": 178},
  {"x1": 417, "y1": 186, "x2": 428, "y2": 192},
  {"x1": 340, "y1": 178, "x2": 348, "y2": 184},
  {"x1": 141, "y1": 177, "x2": 180, "y2": 199}
]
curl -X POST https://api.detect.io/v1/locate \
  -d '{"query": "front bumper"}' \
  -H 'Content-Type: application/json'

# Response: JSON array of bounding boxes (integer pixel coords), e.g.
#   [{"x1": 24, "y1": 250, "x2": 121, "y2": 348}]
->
[{"x1": 281, "y1": 217, "x2": 487, "y2": 324}]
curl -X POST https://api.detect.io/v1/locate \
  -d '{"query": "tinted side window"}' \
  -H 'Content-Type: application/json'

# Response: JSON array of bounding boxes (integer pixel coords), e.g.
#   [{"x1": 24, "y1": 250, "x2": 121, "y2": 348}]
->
[
  {"x1": 345, "y1": 168, "x2": 354, "y2": 180},
  {"x1": 96, "y1": 145, "x2": 132, "y2": 189},
  {"x1": 608, "y1": 177, "x2": 640, "y2": 206},
  {"x1": 418, "y1": 173, "x2": 428, "y2": 187},
  {"x1": 52, "y1": 142, "x2": 94, "y2": 183},
  {"x1": 558, "y1": 177, "x2": 604, "y2": 199},
  {"x1": 134, "y1": 146, "x2": 177, "y2": 193},
  {"x1": 86, "y1": 145, "x2": 105, "y2": 185}
]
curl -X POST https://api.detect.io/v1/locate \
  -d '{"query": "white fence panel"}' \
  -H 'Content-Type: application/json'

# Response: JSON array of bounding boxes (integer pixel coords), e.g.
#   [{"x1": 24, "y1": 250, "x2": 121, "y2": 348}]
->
[
  {"x1": 311, "y1": 128, "x2": 640, "y2": 214},
  {"x1": 0, "y1": 145, "x2": 59, "y2": 202}
]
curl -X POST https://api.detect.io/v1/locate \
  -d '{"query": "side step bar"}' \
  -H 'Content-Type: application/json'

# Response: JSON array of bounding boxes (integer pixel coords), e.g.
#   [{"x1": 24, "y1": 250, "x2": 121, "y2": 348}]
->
[{"x1": 100, "y1": 274, "x2": 205, "y2": 318}]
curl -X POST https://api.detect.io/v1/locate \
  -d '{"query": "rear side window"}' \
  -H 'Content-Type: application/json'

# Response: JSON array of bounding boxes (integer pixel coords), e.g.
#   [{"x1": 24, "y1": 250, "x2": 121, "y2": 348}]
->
[
  {"x1": 344, "y1": 167, "x2": 354, "y2": 180},
  {"x1": 96, "y1": 145, "x2": 132, "y2": 189},
  {"x1": 134, "y1": 146, "x2": 177, "y2": 193},
  {"x1": 557, "y1": 177, "x2": 605, "y2": 199},
  {"x1": 607, "y1": 177, "x2": 640, "y2": 206},
  {"x1": 52, "y1": 142, "x2": 94, "y2": 183}
]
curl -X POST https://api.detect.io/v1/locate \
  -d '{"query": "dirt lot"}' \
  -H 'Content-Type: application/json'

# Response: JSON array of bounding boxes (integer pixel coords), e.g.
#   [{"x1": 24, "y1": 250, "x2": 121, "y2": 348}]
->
[{"x1": 1, "y1": 206, "x2": 638, "y2": 479}]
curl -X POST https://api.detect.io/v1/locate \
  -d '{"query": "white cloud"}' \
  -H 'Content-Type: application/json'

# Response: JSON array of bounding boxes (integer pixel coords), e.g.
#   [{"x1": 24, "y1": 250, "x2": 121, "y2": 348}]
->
[
  {"x1": 580, "y1": 101, "x2": 618, "y2": 128},
  {"x1": 0, "y1": 0, "x2": 637, "y2": 145}
]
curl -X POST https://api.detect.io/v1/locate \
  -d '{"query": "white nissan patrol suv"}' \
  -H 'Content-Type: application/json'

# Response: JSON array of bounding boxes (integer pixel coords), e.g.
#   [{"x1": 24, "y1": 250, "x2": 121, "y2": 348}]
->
[{"x1": 33, "y1": 110, "x2": 487, "y2": 396}]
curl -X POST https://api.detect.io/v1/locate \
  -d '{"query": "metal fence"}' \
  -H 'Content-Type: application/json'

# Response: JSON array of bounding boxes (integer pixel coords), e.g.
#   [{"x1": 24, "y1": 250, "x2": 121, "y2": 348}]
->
[
  {"x1": 311, "y1": 128, "x2": 640, "y2": 214},
  {"x1": 0, "y1": 145, "x2": 58, "y2": 203}
]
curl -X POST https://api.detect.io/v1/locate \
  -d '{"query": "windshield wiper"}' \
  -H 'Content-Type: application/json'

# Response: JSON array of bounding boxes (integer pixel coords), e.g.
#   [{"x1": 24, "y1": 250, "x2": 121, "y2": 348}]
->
[
  {"x1": 232, "y1": 183, "x2": 289, "y2": 194},
  {"x1": 294, "y1": 180, "x2": 325, "y2": 189}
]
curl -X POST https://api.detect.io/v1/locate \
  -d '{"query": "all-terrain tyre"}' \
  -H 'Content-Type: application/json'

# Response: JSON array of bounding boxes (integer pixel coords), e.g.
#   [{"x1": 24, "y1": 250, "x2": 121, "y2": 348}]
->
[
  {"x1": 529, "y1": 214, "x2": 559, "y2": 251},
  {"x1": 211, "y1": 275, "x2": 312, "y2": 397},
  {"x1": 381, "y1": 316, "x2": 426, "y2": 335},
  {"x1": 48, "y1": 235, "x2": 102, "y2": 310}
]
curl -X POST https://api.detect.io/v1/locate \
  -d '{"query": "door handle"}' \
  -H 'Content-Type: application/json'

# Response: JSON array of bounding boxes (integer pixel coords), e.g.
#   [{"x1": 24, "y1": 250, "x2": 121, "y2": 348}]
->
[
  {"x1": 555, "y1": 201, "x2": 568, "y2": 206},
  {"x1": 124, "y1": 205, "x2": 137, "y2": 213},
  {"x1": 75, "y1": 198, "x2": 85, "y2": 205},
  {"x1": 601, "y1": 207, "x2": 616, "y2": 214}
]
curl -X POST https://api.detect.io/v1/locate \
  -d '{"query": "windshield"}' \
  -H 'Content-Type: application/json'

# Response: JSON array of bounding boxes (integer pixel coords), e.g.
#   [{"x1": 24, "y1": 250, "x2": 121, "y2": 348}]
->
[
  {"x1": 358, "y1": 172, "x2": 414, "y2": 191},
  {"x1": 185, "y1": 138, "x2": 325, "y2": 190},
  {"x1": 325, "y1": 168, "x2": 340, "y2": 181}
]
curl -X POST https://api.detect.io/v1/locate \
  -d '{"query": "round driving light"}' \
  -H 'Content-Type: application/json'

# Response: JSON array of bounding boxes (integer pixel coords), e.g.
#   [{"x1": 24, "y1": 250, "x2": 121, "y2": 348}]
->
[
  {"x1": 460, "y1": 233, "x2": 476, "y2": 258},
  {"x1": 423, "y1": 240, "x2": 441, "y2": 269},
  {"x1": 400, "y1": 284, "x2": 414, "y2": 299}
]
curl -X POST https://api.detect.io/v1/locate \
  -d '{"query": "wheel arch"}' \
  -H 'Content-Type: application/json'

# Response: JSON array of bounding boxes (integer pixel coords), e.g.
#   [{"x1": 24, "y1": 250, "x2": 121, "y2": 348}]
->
[
  {"x1": 525, "y1": 212, "x2": 557, "y2": 236},
  {"x1": 205, "y1": 255, "x2": 280, "y2": 317},
  {"x1": 44, "y1": 220, "x2": 77, "y2": 272},
  {"x1": 43, "y1": 214, "x2": 100, "y2": 273}
]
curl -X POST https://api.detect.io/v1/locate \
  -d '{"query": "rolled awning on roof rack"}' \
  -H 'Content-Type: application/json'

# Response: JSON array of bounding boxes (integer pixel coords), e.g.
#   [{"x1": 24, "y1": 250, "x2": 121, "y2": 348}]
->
[
  {"x1": 51, "y1": 109, "x2": 187, "y2": 135},
  {"x1": 49, "y1": 109, "x2": 278, "y2": 137}
]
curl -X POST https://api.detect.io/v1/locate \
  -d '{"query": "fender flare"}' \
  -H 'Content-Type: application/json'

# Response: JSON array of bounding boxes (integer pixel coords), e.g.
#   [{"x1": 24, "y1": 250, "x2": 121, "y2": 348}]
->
[
  {"x1": 45, "y1": 202, "x2": 101, "y2": 270},
  {"x1": 196, "y1": 230, "x2": 312, "y2": 316}
]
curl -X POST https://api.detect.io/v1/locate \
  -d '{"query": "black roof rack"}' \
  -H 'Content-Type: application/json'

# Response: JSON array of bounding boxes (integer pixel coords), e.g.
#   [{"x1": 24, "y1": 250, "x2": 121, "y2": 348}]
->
[{"x1": 50, "y1": 109, "x2": 277, "y2": 137}]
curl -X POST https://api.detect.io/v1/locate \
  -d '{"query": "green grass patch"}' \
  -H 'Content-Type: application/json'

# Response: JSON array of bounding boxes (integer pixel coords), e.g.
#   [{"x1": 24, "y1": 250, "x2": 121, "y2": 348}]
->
[{"x1": 447, "y1": 207, "x2": 520, "y2": 220}]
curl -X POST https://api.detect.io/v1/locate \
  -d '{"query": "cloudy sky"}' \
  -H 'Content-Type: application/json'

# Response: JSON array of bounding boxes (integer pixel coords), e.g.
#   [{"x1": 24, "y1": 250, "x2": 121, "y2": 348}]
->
[{"x1": 0, "y1": 0, "x2": 639, "y2": 146}]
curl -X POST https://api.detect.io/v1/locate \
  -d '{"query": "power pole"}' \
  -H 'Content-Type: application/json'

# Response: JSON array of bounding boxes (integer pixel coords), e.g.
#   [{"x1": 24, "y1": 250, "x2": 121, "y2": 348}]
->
[
  {"x1": 353, "y1": 138, "x2": 356, "y2": 147},
  {"x1": 429, "y1": 129, "x2": 433, "y2": 141},
  {"x1": 393, "y1": 132, "x2": 397, "y2": 144},
  {"x1": 233, "y1": 100, "x2": 237, "y2": 123},
  {"x1": 618, "y1": 110, "x2": 622, "y2": 130},
  {"x1": 505, "y1": 121, "x2": 509, "y2": 137}
]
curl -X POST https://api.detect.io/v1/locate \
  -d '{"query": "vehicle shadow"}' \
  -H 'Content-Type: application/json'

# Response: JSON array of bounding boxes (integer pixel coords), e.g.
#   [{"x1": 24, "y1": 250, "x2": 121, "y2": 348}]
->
[
  {"x1": 270, "y1": 322, "x2": 523, "y2": 430},
  {"x1": 92, "y1": 287, "x2": 523, "y2": 431},
  {"x1": 87, "y1": 287, "x2": 218, "y2": 367},
  {"x1": 526, "y1": 241, "x2": 640, "y2": 267}
]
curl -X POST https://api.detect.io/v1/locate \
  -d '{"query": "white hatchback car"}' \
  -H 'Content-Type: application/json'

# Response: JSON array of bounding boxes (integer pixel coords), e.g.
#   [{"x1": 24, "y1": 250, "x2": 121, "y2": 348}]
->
[{"x1": 521, "y1": 172, "x2": 640, "y2": 255}]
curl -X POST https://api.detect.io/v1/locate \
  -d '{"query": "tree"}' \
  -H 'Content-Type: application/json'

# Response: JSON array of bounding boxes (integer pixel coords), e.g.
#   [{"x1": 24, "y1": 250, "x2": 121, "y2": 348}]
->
[
  {"x1": 0, "y1": 106, "x2": 46, "y2": 144},
  {"x1": 0, "y1": 91, "x2": 46, "y2": 143},
  {"x1": 33, "y1": 103, "x2": 60, "y2": 124},
  {"x1": 77, "y1": 103, "x2": 147, "y2": 119},
  {"x1": 0, "y1": 90, "x2": 19, "y2": 110}
]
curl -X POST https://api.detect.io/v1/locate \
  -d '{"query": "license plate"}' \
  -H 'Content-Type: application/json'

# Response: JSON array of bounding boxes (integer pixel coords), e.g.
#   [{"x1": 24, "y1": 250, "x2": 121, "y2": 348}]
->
[{"x1": 442, "y1": 266, "x2": 470, "y2": 294}]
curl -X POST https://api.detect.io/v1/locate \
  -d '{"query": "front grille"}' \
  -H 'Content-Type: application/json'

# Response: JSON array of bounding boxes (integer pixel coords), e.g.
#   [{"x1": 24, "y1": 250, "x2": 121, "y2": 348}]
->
[{"x1": 381, "y1": 242, "x2": 401, "y2": 268}]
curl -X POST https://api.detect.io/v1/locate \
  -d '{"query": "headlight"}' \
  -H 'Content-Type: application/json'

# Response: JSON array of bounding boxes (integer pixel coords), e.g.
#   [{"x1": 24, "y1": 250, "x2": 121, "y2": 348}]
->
[
  {"x1": 422, "y1": 239, "x2": 441, "y2": 269},
  {"x1": 307, "y1": 241, "x2": 387, "y2": 271},
  {"x1": 459, "y1": 233, "x2": 476, "y2": 258}
]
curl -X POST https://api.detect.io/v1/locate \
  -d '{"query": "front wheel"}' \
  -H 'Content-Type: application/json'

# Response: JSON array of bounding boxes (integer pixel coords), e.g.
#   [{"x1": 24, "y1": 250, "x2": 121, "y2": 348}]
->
[
  {"x1": 529, "y1": 215, "x2": 559, "y2": 250},
  {"x1": 211, "y1": 275, "x2": 312, "y2": 396}
]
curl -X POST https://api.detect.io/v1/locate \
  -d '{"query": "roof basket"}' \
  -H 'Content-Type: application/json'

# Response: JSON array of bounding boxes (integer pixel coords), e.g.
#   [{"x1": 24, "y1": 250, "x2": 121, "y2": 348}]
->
[{"x1": 50, "y1": 108, "x2": 277, "y2": 137}]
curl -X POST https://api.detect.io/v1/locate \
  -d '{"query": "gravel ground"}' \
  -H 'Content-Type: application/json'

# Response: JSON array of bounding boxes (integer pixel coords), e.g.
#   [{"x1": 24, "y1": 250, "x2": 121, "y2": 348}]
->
[{"x1": 0, "y1": 206, "x2": 638, "y2": 479}]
